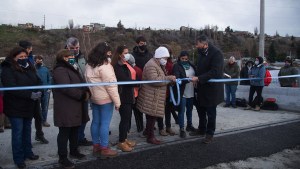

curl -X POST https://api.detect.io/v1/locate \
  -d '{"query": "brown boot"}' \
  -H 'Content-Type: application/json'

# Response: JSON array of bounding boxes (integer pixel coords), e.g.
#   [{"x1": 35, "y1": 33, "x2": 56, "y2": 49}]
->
[
  {"x1": 159, "y1": 129, "x2": 168, "y2": 136},
  {"x1": 147, "y1": 137, "x2": 161, "y2": 145},
  {"x1": 92, "y1": 144, "x2": 101, "y2": 157},
  {"x1": 166, "y1": 127, "x2": 175, "y2": 136},
  {"x1": 100, "y1": 147, "x2": 118, "y2": 159},
  {"x1": 202, "y1": 135, "x2": 213, "y2": 144},
  {"x1": 254, "y1": 105, "x2": 261, "y2": 111},
  {"x1": 125, "y1": 139, "x2": 136, "y2": 147},
  {"x1": 117, "y1": 142, "x2": 133, "y2": 152}
]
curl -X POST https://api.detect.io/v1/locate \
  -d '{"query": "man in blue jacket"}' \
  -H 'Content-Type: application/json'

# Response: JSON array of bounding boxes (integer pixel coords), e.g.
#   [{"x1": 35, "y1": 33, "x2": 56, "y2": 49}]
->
[{"x1": 34, "y1": 55, "x2": 51, "y2": 127}]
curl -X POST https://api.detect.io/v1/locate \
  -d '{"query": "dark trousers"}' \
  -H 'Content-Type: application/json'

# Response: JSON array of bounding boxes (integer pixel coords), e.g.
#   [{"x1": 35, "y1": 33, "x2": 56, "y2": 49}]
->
[
  {"x1": 133, "y1": 103, "x2": 144, "y2": 132},
  {"x1": 119, "y1": 104, "x2": 133, "y2": 142},
  {"x1": 165, "y1": 99, "x2": 178, "y2": 128},
  {"x1": 197, "y1": 106, "x2": 217, "y2": 136},
  {"x1": 145, "y1": 115, "x2": 156, "y2": 139},
  {"x1": 248, "y1": 86, "x2": 264, "y2": 107},
  {"x1": 33, "y1": 100, "x2": 44, "y2": 138},
  {"x1": 57, "y1": 126, "x2": 79, "y2": 157}
]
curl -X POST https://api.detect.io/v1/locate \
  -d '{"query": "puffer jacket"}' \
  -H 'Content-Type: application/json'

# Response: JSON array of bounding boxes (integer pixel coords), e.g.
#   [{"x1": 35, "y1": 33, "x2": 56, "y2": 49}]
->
[
  {"x1": 136, "y1": 58, "x2": 173, "y2": 118},
  {"x1": 249, "y1": 64, "x2": 266, "y2": 86},
  {"x1": 85, "y1": 63, "x2": 121, "y2": 108}
]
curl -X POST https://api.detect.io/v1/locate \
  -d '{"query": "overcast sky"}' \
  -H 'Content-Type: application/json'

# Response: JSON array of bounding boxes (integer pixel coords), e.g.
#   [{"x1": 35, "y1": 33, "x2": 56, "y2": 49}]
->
[{"x1": 1, "y1": 0, "x2": 299, "y2": 36}]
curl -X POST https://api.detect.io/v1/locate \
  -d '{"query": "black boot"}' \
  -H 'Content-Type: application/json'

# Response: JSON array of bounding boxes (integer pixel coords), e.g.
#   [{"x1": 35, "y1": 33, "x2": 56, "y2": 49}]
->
[
  {"x1": 70, "y1": 150, "x2": 85, "y2": 159},
  {"x1": 59, "y1": 156, "x2": 75, "y2": 169}
]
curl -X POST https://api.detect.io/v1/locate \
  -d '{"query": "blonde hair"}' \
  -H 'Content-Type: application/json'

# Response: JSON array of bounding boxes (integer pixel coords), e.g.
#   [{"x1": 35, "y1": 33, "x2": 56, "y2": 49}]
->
[{"x1": 229, "y1": 56, "x2": 236, "y2": 63}]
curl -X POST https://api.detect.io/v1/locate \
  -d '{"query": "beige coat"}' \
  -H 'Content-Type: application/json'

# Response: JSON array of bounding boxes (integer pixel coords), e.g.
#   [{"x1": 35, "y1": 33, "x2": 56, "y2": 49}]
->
[
  {"x1": 85, "y1": 63, "x2": 121, "y2": 108},
  {"x1": 136, "y1": 58, "x2": 173, "y2": 118}
]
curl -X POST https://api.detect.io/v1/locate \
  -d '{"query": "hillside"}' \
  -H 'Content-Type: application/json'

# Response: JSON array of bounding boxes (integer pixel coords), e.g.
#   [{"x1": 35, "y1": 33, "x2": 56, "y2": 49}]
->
[{"x1": 0, "y1": 25, "x2": 299, "y2": 69}]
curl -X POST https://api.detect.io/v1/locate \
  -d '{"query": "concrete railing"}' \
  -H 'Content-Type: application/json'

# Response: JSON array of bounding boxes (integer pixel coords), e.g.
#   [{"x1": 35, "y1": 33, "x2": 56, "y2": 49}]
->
[{"x1": 236, "y1": 85, "x2": 300, "y2": 112}]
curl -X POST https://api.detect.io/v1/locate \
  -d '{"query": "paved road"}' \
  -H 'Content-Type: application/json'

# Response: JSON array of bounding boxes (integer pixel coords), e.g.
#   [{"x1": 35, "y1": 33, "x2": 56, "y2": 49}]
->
[{"x1": 50, "y1": 121, "x2": 300, "y2": 169}]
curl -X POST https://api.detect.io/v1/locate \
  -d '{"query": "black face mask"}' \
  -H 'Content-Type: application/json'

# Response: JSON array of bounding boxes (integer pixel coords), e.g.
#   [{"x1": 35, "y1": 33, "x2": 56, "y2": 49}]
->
[
  {"x1": 198, "y1": 48, "x2": 207, "y2": 56},
  {"x1": 29, "y1": 51, "x2": 33, "y2": 56},
  {"x1": 17, "y1": 59, "x2": 29, "y2": 68},
  {"x1": 36, "y1": 63, "x2": 42, "y2": 67},
  {"x1": 138, "y1": 45, "x2": 147, "y2": 51}
]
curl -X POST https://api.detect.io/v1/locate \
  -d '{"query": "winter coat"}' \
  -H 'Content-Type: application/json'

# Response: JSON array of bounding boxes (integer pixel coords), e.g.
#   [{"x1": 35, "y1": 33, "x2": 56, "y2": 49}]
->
[
  {"x1": 278, "y1": 65, "x2": 298, "y2": 87},
  {"x1": 52, "y1": 61, "x2": 90, "y2": 127},
  {"x1": 249, "y1": 64, "x2": 266, "y2": 87},
  {"x1": 240, "y1": 61, "x2": 254, "y2": 85},
  {"x1": 195, "y1": 43, "x2": 224, "y2": 107},
  {"x1": 36, "y1": 65, "x2": 51, "y2": 86},
  {"x1": 114, "y1": 61, "x2": 138, "y2": 104},
  {"x1": 85, "y1": 63, "x2": 121, "y2": 107},
  {"x1": 75, "y1": 51, "x2": 86, "y2": 77},
  {"x1": 172, "y1": 61, "x2": 196, "y2": 98},
  {"x1": 132, "y1": 46, "x2": 153, "y2": 70},
  {"x1": 136, "y1": 58, "x2": 173, "y2": 118},
  {"x1": 1, "y1": 59, "x2": 42, "y2": 118},
  {"x1": 224, "y1": 62, "x2": 240, "y2": 85}
]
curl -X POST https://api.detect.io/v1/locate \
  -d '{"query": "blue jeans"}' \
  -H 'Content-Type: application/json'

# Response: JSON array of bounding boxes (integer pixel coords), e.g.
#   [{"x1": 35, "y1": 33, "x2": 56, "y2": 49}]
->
[
  {"x1": 9, "y1": 117, "x2": 34, "y2": 165},
  {"x1": 178, "y1": 97, "x2": 194, "y2": 129},
  {"x1": 41, "y1": 90, "x2": 50, "y2": 123},
  {"x1": 90, "y1": 102, "x2": 113, "y2": 147},
  {"x1": 225, "y1": 84, "x2": 237, "y2": 106}
]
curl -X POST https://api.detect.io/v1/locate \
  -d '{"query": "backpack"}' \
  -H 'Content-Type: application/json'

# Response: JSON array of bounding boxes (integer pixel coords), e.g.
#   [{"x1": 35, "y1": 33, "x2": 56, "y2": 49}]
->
[
  {"x1": 236, "y1": 98, "x2": 247, "y2": 107},
  {"x1": 264, "y1": 69, "x2": 272, "y2": 86},
  {"x1": 261, "y1": 98, "x2": 278, "y2": 110}
]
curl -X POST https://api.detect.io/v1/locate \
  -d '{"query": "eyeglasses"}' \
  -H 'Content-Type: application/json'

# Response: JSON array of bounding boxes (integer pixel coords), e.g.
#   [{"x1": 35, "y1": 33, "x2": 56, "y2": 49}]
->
[{"x1": 69, "y1": 46, "x2": 80, "y2": 50}]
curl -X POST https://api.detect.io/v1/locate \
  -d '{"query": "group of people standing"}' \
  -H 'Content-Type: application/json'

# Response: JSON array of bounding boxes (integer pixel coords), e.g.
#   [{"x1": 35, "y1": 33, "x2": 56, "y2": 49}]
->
[{"x1": 1, "y1": 34, "x2": 230, "y2": 169}]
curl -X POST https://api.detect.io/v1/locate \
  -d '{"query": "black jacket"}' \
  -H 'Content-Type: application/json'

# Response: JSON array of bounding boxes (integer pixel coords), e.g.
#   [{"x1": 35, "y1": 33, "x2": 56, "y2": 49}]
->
[
  {"x1": 172, "y1": 61, "x2": 196, "y2": 98},
  {"x1": 195, "y1": 43, "x2": 224, "y2": 107},
  {"x1": 240, "y1": 61, "x2": 254, "y2": 85},
  {"x1": 132, "y1": 46, "x2": 153, "y2": 70},
  {"x1": 1, "y1": 59, "x2": 42, "y2": 118},
  {"x1": 114, "y1": 62, "x2": 138, "y2": 104}
]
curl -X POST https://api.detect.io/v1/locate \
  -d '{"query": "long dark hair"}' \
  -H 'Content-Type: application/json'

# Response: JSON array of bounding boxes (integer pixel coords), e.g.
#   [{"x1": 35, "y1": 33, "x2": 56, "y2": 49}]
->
[
  {"x1": 87, "y1": 42, "x2": 112, "y2": 68},
  {"x1": 6, "y1": 47, "x2": 34, "y2": 71},
  {"x1": 111, "y1": 45, "x2": 128, "y2": 66}
]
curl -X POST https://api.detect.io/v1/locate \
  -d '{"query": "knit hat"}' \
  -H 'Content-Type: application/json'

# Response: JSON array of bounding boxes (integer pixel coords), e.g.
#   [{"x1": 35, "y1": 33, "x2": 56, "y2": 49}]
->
[{"x1": 154, "y1": 47, "x2": 170, "y2": 58}]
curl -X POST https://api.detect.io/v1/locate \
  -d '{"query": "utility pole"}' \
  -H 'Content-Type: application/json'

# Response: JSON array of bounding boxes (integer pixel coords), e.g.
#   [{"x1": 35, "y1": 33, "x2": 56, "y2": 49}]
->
[
  {"x1": 259, "y1": 0, "x2": 265, "y2": 58},
  {"x1": 43, "y1": 15, "x2": 46, "y2": 30}
]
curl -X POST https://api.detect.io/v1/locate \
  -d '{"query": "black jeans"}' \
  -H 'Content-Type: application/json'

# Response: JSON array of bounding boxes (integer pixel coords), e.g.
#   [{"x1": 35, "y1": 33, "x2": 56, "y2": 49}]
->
[
  {"x1": 164, "y1": 99, "x2": 178, "y2": 128},
  {"x1": 57, "y1": 126, "x2": 79, "y2": 157},
  {"x1": 248, "y1": 86, "x2": 264, "y2": 107},
  {"x1": 119, "y1": 104, "x2": 133, "y2": 142},
  {"x1": 197, "y1": 106, "x2": 217, "y2": 136},
  {"x1": 133, "y1": 102, "x2": 144, "y2": 132},
  {"x1": 33, "y1": 100, "x2": 44, "y2": 138}
]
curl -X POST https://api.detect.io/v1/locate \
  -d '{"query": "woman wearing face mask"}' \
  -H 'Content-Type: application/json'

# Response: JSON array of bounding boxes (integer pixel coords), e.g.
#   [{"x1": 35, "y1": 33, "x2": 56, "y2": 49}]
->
[
  {"x1": 172, "y1": 51, "x2": 197, "y2": 138},
  {"x1": 111, "y1": 45, "x2": 138, "y2": 152},
  {"x1": 245, "y1": 56, "x2": 266, "y2": 111},
  {"x1": 136, "y1": 46, "x2": 176, "y2": 145},
  {"x1": 1, "y1": 47, "x2": 42, "y2": 169},
  {"x1": 85, "y1": 42, "x2": 120, "y2": 159},
  {"x1": 52, "y1": 49, "x2": 91, "y2": 169},
  {"x1": 240, "y1": 60, "x2": 254, "y2": 85}
]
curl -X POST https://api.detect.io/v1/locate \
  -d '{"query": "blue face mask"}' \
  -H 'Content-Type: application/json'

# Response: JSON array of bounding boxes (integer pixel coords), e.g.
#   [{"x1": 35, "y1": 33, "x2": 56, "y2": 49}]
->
[
  {"x1": 17, "y1": 58, "x2": 29, "y2": 68},
  {"x1": 68, "y1": 58, "x2": 76, "y2": 65}
]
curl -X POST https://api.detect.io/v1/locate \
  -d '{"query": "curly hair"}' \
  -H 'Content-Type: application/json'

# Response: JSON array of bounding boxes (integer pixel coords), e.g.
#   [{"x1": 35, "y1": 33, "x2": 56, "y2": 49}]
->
[
  {"x1": 87, "y1": 42, "x2": 112, "y2": 68},
  {"x1": 6, "y1": 46, "x2": 35, "y2": 72}
]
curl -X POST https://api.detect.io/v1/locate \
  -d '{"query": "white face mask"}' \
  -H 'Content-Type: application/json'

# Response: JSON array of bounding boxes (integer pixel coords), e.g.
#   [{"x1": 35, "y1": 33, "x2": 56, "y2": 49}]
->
[
  {"x1": 159, "y1": 58, "x2": 167, "y2": 66},
  {"x1": 107, "y1": 57, "x2": 112, "y2": 63},
  {"x1": 124, "y1": 54, "x2": 130, "y2": 61},
  {"x1": 255, "y1": 61, "x2": 259, "y2": 65}
]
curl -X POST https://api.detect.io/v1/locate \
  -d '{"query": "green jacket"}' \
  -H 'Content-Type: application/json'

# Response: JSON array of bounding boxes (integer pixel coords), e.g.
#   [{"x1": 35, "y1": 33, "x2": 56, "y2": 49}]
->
[
  {"x1": 224, "y1": 62, "x2": 240, "y2": 85},
  {"x1": 278, "y1": 65, "x2": 298, "y2": 87}
]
